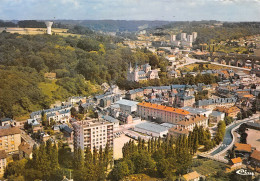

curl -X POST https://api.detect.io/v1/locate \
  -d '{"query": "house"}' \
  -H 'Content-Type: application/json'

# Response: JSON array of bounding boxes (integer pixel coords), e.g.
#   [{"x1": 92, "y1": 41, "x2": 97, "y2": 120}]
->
[
  {"x1": 0, "y1": 118, "x2": 15, "y2": 127},
  {"x1": 102, "y1": 115, "x2": 120, "y2": 130},
  {"x1": 68, "y1": 96, "x2": 86, "y2": 105},
  {"x1": 0, "y1": 150, "x2": 7, "y2": 177},
  {"x1": 250, "y1": 149, "x2": 260, "y2": 168},
  {"x1": 18, "y1": 142, "x2": 33, "y2": 159},
  {"x1": 231, "y1": 157, "x2": 243, "y2": 168},
  {"x1": 60, "y1": 124, "x2": 73, "y2": 141},
  {"x1": 118, "y1": 113, "x2": 133, "y2": 124},
  {"x1": 209, "y1": 111, "x2": 225, "y2": 123},
  {"x1": 234, "y1": 143, "x2": 252, "y2": 158},
  {"x1": 168, "y1": 127, "x2": 189, "y2": 137},
  {"x1": 176, "y1": 114, "x2": 208, "y2": 132},
  {"x1": 27, "y1": 119, "x2": 42, "y2": 133},
  {"x1": 125, "y1": 88, "x2": 144, "y2": 100},
  {"x1": 197, "y1": 97, "x2": 237, "y2": 110},
  {"x1": 214, "y1": 106, "x2": 240, "y2": 118},
  {"x1": 182, "y1": 106, "x2": 212, "y2": 117},
  {"x1": 182, "y1": 171, "x2": 201, "y2": 181}
]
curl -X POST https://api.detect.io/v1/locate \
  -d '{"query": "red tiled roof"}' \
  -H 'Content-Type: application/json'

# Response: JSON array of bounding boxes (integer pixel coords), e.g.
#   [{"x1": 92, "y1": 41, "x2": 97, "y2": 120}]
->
[
  {"x1": 231, "y1": 157, "x2": 242, "y2": 164},
  {"x1": 251, "y1": 150, "x2": 260, "y2": 161},
  {"x1": 138, "y1": 102, "x2": 189, "y2": 115},
  {"x1": 234, "y1": 143, "x2": 252, "y2": 152}
]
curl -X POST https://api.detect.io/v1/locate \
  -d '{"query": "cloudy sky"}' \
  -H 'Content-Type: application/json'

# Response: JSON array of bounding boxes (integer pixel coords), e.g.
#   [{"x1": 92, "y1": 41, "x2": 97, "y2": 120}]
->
[{"x1": 0, "y1": 0, "x2": 259, "y2": 21}]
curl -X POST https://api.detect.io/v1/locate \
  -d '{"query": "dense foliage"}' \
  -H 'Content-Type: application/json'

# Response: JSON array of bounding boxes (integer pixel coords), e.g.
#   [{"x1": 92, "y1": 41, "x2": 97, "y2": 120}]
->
[{"x1": 0, "y1": 32, "x2": 166, "y2": 118}]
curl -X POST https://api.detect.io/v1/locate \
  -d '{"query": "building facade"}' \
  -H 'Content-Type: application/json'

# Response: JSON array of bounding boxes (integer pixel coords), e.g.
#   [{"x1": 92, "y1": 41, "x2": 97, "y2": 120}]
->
[
  {"x1": 0, "y1": 127, "x2": 21, "y2": 153},
  {"x1": 127, "y1": 63, "x2": 159, "y2": 82},
  {"x1": 137, "y1": 102, "x2": 189, "y2": 123},
  {"x1": 176, "y1": 115, "x2": 208, "y2": 131},
  {"x1": 0, "y1": 150, "x2": 7, "y2": 177},
  {"x1": 72, "y1": 119, "x2": 114, "y2": 152}
]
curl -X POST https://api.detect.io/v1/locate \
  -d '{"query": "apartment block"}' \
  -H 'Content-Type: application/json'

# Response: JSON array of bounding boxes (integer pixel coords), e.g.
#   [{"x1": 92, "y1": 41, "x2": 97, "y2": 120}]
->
[
  {"x1": 0, "y1": 127, "x2": 21, "y2": 153},
  {"x1": 72, "y1": 119, "x2": 113, "y2": 152},
  {"x1": 176, "y1": 114, "x2": 208, "y2": 131},
  {"x1": 137, "y1": 102, "x2": 190, "y2": 123},
  {"x1": 0, "y1": 150, "x2": 7, "y2": 177}
]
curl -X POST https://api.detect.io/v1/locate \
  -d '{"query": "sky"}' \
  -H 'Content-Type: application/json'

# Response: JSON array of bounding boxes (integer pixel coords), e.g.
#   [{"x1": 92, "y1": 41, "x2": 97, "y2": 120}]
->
[{"x1": 0, "y1": 0, "x2": 260, "y2": 21}]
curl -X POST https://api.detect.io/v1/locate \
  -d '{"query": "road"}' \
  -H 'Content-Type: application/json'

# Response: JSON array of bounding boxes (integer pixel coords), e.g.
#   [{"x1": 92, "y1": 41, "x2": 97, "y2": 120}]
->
[
  {"x1": 210, "y1": 114, "x2": 259, "y2": 156},
  {"x1": 177, "y1": 57, "x2": 251, "y2": 71}
]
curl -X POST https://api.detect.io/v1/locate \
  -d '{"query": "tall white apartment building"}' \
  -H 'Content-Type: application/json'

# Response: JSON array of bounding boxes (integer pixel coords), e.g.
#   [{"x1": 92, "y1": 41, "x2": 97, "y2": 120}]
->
[
  {"x1": 72, "y1": 119, "x2": 114, "y2": 152},
  {"x1": 192, "y1": 32, "x2": 198, "y2": 41},
  {"x1": 181, "y1": 33, "x2": 187, "y2": 41},
  {"x1": 170, "y1": 34, "x2": 176, "y2": 42},
  {"x1": 187, "y1": 35, "x2": 193, "y2": 42}
]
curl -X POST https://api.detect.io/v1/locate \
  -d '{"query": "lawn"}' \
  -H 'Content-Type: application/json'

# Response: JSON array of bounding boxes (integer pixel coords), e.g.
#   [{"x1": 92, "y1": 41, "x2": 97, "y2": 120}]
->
[{"x1": 192, "y1": 159, "x2": 226, "y2": 177}]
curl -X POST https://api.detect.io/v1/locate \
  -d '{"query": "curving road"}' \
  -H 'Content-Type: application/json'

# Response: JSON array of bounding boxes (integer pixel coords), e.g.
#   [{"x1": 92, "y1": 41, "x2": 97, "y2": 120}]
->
[{"x1": 210, "y1": 115, "x2": 259, "y2": 156}]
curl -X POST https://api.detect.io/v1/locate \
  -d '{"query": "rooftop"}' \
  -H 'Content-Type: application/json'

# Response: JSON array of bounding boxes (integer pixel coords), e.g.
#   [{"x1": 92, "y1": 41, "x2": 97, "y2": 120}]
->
[
  {"x1": 215, "y1": 106, "x2": 240, "y2": 114},
  {"x1": 234, "y1": 143, "x2": 252, "y2": 152},
  {"x1": 18, "y1": 142, "x2": 32, "y2": 155},
  {"x1": 177, "y1": 115, "x2": 207, "y2": 126},
  {"x1": 115, "y1": 99, "x2": 139, "y2": 107},
  {"x1": 250, "y1": 149, "x2": 260, "y2": 161},
  {"x1": 231, "y1": 157, "x2": 242, "y2": 164},
  {"x1": 183, "y1": 171, "x2": 200, "y2": 181},
  {"x1": 0, "y1": 127, "x2": 21, "y2": 137},
  {"x1": 138, "y1": 102, "x2": 189, "y2": 115},
  {"x1": 182, "y1": 106, "x2": 209, "y2": 115},
  {"x1": 135, "y1": 122, "x2": 168, "y2": 133}
]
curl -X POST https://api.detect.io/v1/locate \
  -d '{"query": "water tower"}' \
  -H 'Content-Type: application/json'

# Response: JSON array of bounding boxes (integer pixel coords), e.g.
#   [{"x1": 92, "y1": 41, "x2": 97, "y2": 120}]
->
[{"x1": 45, "y1": 21, "x2": 53, "y2": 35}]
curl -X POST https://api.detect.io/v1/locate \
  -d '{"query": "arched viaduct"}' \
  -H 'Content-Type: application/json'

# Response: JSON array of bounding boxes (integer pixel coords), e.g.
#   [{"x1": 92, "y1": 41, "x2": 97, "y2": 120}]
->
[{"x1": 192, "y1": 53, "x2": 260, "y2": 69}]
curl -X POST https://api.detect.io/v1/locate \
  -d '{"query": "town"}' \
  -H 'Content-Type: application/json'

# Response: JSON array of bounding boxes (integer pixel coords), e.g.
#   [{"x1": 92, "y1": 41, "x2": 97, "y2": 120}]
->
[{"x1": 1, "y1": 4, "x2": 260, "y2": 181}]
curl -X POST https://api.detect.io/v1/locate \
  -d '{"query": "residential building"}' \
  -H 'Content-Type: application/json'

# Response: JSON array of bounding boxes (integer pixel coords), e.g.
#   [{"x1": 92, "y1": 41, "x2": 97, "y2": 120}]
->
[
  {"x1": 214, "y1": 106, "x2": 240, "y2": 118},
  {"x1": 134, "y1": 122, "x2": 168, "y2": 137},
  {"x1": 234, "y1": 143, "x2": 252, "y2": 158},
  {"x1": 18, "y1": 142, "x2": 33, "y2": 159},
  {"x1": 250, "y1": 149, "x2": 260, "y2": 167},
  {"x1": 30, "y1": 105, "x2": 72, "y2": 120},
  {"x1": 0, "y1": 127, "x2": 21, "y2": 153},
  {"x1": 0, "y1": 118, "x2": 15, "y2": 127},
  {"x1": 176, "y1": 115, "x2": 208, "y2": 132},
  {"x1": 102, "y1": 115, "x2": 119, "y2": 130},
  {"x1": 197, "y1": 97, "x2": 237, "y2": 110},
  {"x1": 182, "y1": 171, "x2": 201, "y2": 181},
  {"x1": 168, "y1": 127, "x2": 189, "y2": 137},
  {"x1": 125, "y1": 88, "x2": 144, "y2": 100},
  {"x1": 182, "y1": 106, "x2": 212, "y2": 117},
  {"x1": 127, "y1": 63, "x2": 159, "y2": 82},
  {"x1": 68, "y1": 96, "x2": 86, "y2": 105},
  {"x1": 72, "y1": 119, "x2": 113, "y2": 152},
  {"x1": 227, "y1": 157, "x2": 243, "y2": 171},
  {"x1": 209, "y1": 111, "x2": 225, "y2": 123},
  {"x1": 44, "y1": 72, "x2": 56, "y2": 79},
  {"x1": 0, "y1": 150, "x2": 7, "y2": 177},
  {"x1": 137, "y1": 102, "x2": 190, "y2": 124}
]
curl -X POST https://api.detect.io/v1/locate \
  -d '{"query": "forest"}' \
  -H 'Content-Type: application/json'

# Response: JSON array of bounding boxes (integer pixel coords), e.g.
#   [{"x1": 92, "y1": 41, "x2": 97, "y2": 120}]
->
[{"x1": 0, "y1": 31, "x2": 169, "y2": 118}]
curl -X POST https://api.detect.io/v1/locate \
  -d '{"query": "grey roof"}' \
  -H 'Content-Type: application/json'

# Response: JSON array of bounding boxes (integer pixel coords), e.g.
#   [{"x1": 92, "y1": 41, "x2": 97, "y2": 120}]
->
[
  {"x1": 30, "y1": 105, "x2": 72, "y2": 118},
  {"x1": 160, "y1": 123, "x2": 176, "y2": 128},
  {"x1": 138, "y1": 71, "x2": 146, "y2": 75},
  {"x1": 197, "y1": 97, "x2": 237, "y2": 106},
  {"x1": 115, "y1": 99, "x2": 139, "y2": 107},
  {"x1": 128, "y1": 88, "x2": 144, "y2": 95},
  {"x1": 210, "y1": 111, "x2": 224, "y2": 117},
  {"x1": 0, "y1": 118, "x2": 12, "y2": 123},
  {"x1": 182, "y1": 106, "x2": 209, "y2": 114},
  {"x1": 181, "y1": 96, "x2": 194, "y2": 100},
  {"x1": 135, "y1": 122, "x2": 168, "y2": 133},
  {"x1": 102, "y1": 115, "x2": 119, "y2": 123}
]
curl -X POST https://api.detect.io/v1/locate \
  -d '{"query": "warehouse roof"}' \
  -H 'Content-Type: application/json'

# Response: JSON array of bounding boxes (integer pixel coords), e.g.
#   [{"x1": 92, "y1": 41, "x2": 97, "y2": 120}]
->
[
  {"x1": 135, "y1": 122, "x2": 168, "y2": 133},
  {"x1": 115, "y1": 99, "x2": 139, "y2": 107}
]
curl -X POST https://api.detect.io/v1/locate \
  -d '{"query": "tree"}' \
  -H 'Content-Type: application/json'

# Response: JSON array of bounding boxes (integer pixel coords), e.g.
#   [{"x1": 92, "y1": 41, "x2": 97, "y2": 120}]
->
[
  {"x1": 224, "y1": 116, "x2": 233, "y2": 125},
  {"x1": 237, "y1": 112, "x2": 243, "y2": 120}
]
